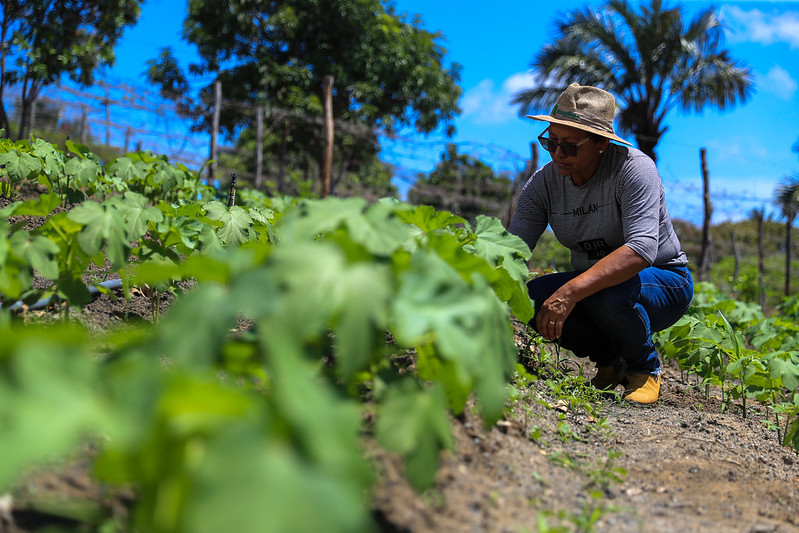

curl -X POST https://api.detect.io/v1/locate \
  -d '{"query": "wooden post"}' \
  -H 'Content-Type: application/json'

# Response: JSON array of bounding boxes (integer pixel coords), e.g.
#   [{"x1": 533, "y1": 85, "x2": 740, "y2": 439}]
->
[
  {"x1": 104, "y1": 87, "x2": 111, "y2": 146},
  {"x1": 278, "y1": 119, "x2": 288, "y2": 194},
  {"x1": 321, "y1": 75, "x2": 334, "y2": 198},
  {"x1": 698, "y1": 148, "x2": 713, "y2": 282},
  {"x1": 209, "y1": 78, "x2": 222, "y2": 182},
  {"x1": 731, "y1": 229, "x2": 740, "y2": 281},
  {"x1": 79, "y1": 105, "x2": 88, "y2": 143},
  {"x1": 255, "y1": 105, "x2": 264, "y2": 189},
  {"x1": 227, "y1": 173, "x2": 237, "y2": 208},
  {"x1": 756, "y1": 209, "x2": 765, "y2": 308},
  {"x1": 786, "y1": 211, "x2": 795, "y2": 297}
]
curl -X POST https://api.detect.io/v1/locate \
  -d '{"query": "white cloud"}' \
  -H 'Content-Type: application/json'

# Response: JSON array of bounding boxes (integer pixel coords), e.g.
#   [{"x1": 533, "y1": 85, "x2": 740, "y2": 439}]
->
[
  {"x1": 460, "y1": 72, "x2": 535, "y2": 125},
  {"x1": 722, "y1": 6, "x2": 799, "y2": 48},
  {"x1": 760, "y1": 65, "x2": 798, "y2": 99}
]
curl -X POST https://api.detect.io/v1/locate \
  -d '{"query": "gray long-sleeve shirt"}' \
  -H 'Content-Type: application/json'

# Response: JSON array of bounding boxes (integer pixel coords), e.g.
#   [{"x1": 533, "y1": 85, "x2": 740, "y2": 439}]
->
[{"x1": 508, "y1": 144, "x2": 687, "y2": 272}]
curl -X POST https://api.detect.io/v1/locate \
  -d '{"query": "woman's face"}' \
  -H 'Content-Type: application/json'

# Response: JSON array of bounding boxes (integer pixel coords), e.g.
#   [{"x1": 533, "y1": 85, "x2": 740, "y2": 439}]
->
[{"x1": 545, "y1": 124, "x2": 608, "y2": 185}]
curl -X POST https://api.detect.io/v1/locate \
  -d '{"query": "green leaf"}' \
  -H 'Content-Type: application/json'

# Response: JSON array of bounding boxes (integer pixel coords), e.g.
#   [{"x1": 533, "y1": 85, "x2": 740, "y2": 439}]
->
[
  {"x1": 395, "y1": 203, "x2": 467, "y2": 233},
  {"x1": 58, "y1": 275, "x2": 93, "y2": 308},
  {"x1": 107, "y1": 156, "x2": 146, "y2": 183},
  {"x1": 108, "y1": 192, "x2": 165, "y2": 240},
  {"x1": 770, "y1": 356, "x2": 799, "y2": 390},
  {"x1": 30, "y1": 138, "x2": 63, "y2": 177},
  {"x1": 155, "y1": 284, "x2": 237, "y2": 367},
  {"x1": 9, "y1": 232, "x2": 60, "y2": 280},
  {"x1": 344, "y1": 200, "x2": 418, "y2": 256},
  {"x1": 468, "y1": 215, "x2": 532, "y2": 283},
  {"x1": 392, "y1": 248, "x2": 516, "y2": 422},
  {"x1": 66, "y1": 200, "x2": 130, "y2": 270},
  {"x1": 376, "y1": 379, "x2": 453, "y2": 491},
  {"x1": 0, "y1": 192, "x2": 60, "y2": 217},
  {"x1": 0, "y1": 328, "x2": 115, "y2": 488},
  {"x1": 184, "y1": 427, "x2": 374, "y2": 533},
  {"x1": 65, "y1": 156, "x2": 101, "y2": 187},
  {"x1": 203, "y1": 201, "x2": 253, "y2": 246},
  {"x1": 279, "y1": 197, "x2": 367, "y2": 242},
  {"x1": 0, "y1": 150, "x2": 41, "y2": 182}
]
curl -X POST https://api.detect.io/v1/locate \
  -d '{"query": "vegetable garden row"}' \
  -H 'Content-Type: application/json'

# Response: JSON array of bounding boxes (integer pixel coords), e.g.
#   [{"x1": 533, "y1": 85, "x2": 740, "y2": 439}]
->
[{"x1": 0, "y1": 135, "x2": 797, "y2": 532}]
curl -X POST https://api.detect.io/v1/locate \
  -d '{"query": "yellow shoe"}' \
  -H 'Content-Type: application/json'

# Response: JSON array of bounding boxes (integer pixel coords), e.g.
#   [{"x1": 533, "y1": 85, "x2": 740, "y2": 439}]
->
[
  {"x1": 589, "y1": 361, "x2": 625, "y2": 391},
  {"x1": 623, "y1": 373, "x2": 661, "y2": 404}
]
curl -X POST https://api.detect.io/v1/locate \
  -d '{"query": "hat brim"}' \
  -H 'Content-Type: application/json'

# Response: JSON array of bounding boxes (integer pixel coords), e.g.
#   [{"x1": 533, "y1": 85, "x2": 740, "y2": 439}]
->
[{"x1": 527, "y1": 114, "x2": 632, "y2": 146}]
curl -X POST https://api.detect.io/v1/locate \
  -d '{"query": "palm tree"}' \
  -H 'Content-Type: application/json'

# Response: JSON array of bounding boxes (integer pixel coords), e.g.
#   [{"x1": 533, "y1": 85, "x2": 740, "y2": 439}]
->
[
  {"x1": 774, "y1": 177, "x2": 799, "y2": 296},
  {"x1": 512, "y1": 0, "x2": 754, "y2": 162}
]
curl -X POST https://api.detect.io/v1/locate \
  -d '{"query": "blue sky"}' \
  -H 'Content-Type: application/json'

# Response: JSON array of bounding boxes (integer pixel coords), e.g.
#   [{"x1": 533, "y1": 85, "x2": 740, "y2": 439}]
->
[{"x1": 104, "y1": 0, "x2": 799, "y2": 225}]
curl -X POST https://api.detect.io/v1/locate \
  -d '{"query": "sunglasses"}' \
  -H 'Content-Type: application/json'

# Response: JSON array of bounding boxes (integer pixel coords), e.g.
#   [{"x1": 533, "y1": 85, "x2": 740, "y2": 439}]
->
[{"x1": 537, "y1": 133, "x2": 592, "y2": 157}]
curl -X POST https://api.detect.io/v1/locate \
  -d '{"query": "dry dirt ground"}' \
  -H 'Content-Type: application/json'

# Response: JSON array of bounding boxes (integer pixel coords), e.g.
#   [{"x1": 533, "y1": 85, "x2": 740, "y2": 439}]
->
[{"x1": 370, "y1": 335, "x2": 799, "y2": 533}]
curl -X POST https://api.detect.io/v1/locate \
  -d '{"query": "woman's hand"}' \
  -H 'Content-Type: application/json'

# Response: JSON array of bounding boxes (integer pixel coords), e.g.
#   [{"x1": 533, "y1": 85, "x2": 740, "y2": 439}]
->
[
  {"x1": 534, "y1": 246, "x2": 649, "y2": 340},
  {"x1": 536, "y1": 287, "x2": 576, "y2": 340}
]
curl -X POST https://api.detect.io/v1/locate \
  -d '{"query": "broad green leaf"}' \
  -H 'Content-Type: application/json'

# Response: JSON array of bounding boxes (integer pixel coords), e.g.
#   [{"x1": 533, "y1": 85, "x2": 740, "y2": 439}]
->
[
  {"x1": 9, "y1": 233, "x2": 60, "y2": 280},
  {"x1": 770, "y1": 356, "x2": 799, "y2": 390},
  {"x1": 108, "y1": 192, "x2": 165, "y2": 240},
  {"x1": 331, "y1": 261, "x2": 392, "y2": 378},
  {"x1": 279, "y1": 197, "x2": 367, "y2": 242},
  {"x1": 343, "y1": 200, "x2": 419, "y2": 256},
  {"x1": 394, "y1": 203, "x2": 466, "y2": 232},
  {"x1": 468, "y1": 215, "x2": 532, "y2": 283},
  {"x1": 107, "y1": 156, "x2": 146, "y2": 183},
  {"x1": 0, "y1": 150, "x2": 41, "y2": 182},
  {"x1": 155, "y1": 284, "x2": 237, "y2": 367},
  {"x1": 185, "y1": 428, "x2": 373, "y2": 533},
  {"x1": 31, "y1": 138, "x2": 63, "y2": 177},
  {"x1": 203, "y1": 201, "x2": 253, "y2": 246},
  {"x1": 65, "y1": 139, "x2": 93, "y2": 158},
  {"x1": 0, "y1": 192, "x2": 60, "y2": 217},
  {"x1": 376, "y1": 379, "x2": 453, "y2": 491},
  {"x1": 392, "y1": 248, "x2": 515, "y2": 422},
  {"x1": 0, "y1": 328, "x2": 115, "y2": 488},
  {"x1": 65, "y1": 156, "x2": 101, "y2": 187},
  {"x1": 67, "y1": 200, "x2": 130, "y2": 269}
]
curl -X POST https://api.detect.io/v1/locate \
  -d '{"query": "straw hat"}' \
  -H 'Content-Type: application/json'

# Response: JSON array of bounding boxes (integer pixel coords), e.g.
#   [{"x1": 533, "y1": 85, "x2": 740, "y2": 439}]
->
[{"x1": 527, "y1": 83, "x2": 631, "y2": 146}]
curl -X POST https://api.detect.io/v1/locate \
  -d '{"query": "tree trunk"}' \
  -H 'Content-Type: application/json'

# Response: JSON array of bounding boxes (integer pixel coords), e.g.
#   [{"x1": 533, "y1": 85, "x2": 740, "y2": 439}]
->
[
  {"x1": 0, "y1": 13, "x2": 13, "y2": 133},
  {"x1": 79, "y1": 105, "x2": 88, "y2": 143},
  {"x1": 698, "y1": 148, "x2": 713, "y2": 282},
  {"x1": 636, "y1": 135, "x2": 658, "y2": 164},
  {"x1": 209, "y1": 78, "x2": 222, "y2": 182},
  {"x1": 278, "y1": 119, "x2": 288, "y2": 194},
  {"x1": 731, "y1": 229, "x2": 740, "y2": 281},
  {"x1": 255, "y1": 105, "x2": 264, "y2": 189},
  {"x1": 321, "y1": 75, "x2": 334, "y2": 199},
  {"x1": 104, "y1": 87, "x2": 111, "y2": 146}
]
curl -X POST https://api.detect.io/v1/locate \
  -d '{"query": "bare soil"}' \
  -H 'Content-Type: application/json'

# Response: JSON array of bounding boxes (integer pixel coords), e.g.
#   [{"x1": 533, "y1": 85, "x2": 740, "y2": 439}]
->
[{"x1": 370, "y1": 345, "x2": 799, "y2": 533}]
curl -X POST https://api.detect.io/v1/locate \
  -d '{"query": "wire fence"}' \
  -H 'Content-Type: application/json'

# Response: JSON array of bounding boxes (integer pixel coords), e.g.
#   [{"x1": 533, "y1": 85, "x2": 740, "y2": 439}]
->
[{"x1": 2, "y1": 73, "x2": 788, "y2": 227}]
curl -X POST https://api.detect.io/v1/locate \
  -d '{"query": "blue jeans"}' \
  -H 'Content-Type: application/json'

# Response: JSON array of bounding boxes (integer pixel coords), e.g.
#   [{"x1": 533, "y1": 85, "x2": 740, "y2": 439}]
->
[{"x1": 526, "y1": 265, "x2": 694, "y2": 374}]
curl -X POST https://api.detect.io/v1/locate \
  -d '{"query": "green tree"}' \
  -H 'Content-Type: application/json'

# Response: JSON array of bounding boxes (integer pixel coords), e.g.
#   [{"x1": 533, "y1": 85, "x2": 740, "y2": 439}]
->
[
  {"x1": 220, "y1": 120, "x2": 397, "y2": 200},
  {"x1": 408, "y1": 143, "x2": 512, "y2": 223},
  {"x1": 147, "y1": 0, "x2": 462, "y2": 195},
  {"x1": 775, "y1": 176, "x2": 799, "y2": 297},
  {"x1": 512, "y1": 0, "x2": 753, "y2": 162},
  {"x1": 0, "y1": 0, "x2": 142, "y2": 138}
]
